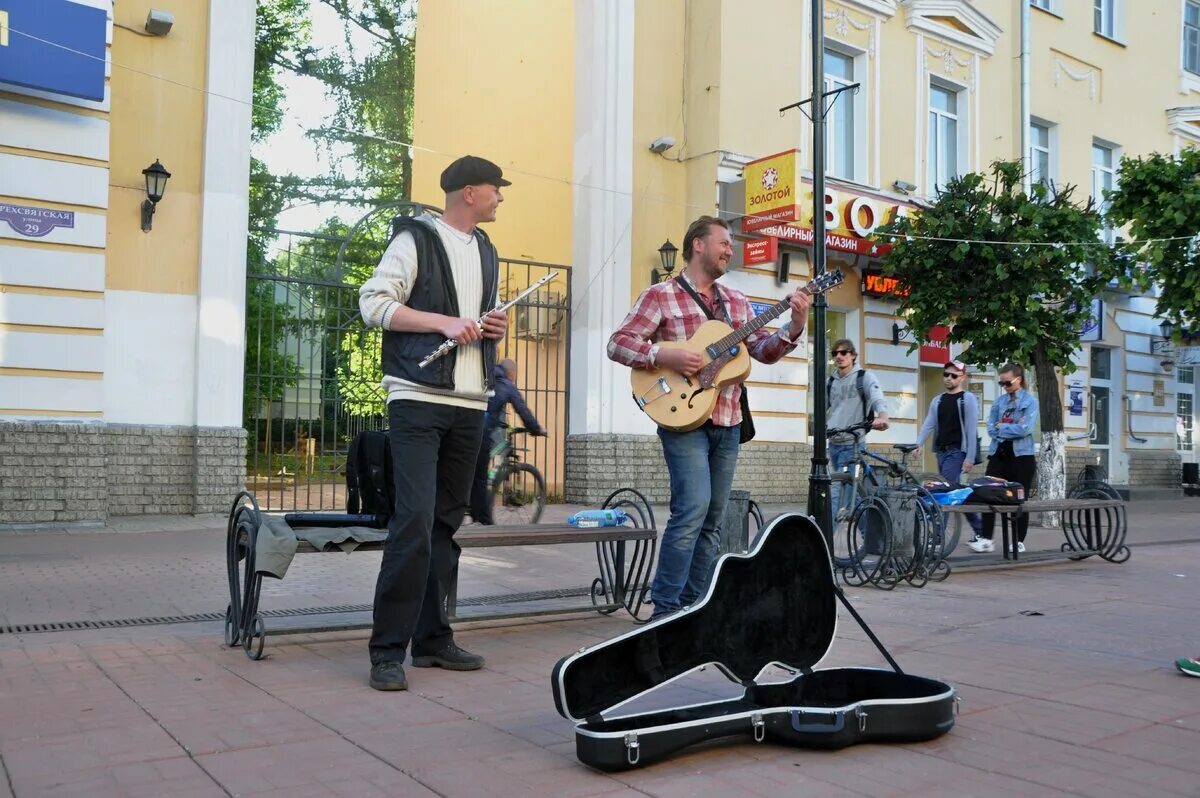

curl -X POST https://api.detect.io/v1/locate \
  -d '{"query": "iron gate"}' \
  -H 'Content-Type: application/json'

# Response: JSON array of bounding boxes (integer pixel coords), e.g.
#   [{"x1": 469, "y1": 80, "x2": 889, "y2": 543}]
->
[{"x1": 244, "y1": 224, "x2": 571, "y2": 512}]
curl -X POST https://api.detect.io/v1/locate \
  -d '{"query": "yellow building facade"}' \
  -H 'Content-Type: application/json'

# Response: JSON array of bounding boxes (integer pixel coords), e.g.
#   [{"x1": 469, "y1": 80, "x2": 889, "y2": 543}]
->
[
  {"x1": 0, "y1": 0, "x2": 254, "y2": 523},
  {"x1": 412, "y1": 0, "x2": 1197, "y2": 501}
]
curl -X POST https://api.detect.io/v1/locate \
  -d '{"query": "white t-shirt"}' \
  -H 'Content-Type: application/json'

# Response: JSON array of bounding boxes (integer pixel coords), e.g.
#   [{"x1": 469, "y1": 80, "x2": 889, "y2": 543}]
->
[{"x1": 359, "y1": 216, "x2": 492, "y2": 410}]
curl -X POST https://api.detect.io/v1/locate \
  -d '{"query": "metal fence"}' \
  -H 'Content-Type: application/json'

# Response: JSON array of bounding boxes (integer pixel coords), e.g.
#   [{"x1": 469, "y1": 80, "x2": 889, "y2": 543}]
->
[{"x1": 244, "y1": 225, "x2": 571, "y2": 511}]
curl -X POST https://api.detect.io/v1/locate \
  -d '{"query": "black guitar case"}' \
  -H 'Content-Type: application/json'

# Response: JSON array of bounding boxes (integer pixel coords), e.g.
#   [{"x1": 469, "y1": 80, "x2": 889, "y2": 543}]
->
[{"x1": 550, "y1": 512, "x2": 957, "y2": 771}]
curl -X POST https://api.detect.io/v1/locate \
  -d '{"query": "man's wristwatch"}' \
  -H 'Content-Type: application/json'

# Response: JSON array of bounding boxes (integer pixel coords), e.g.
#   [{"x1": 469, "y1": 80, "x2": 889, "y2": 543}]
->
[{"x1": 649, "y1": 344, "x2": 660, "y2": 367}]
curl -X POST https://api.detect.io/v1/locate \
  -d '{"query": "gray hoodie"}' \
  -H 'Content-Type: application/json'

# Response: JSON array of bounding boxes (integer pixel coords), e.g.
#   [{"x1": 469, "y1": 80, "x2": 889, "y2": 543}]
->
[{"x1": 828, "y1": 367, "x2": 888, "y2": 444}]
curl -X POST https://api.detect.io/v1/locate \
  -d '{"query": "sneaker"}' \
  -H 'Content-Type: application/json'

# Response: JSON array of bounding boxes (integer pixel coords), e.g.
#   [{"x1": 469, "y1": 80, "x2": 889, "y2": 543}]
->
[
  {"x1": 1017, "y1": 542, "x2": 1026, "y2": 554},
  {"x1": 1176, "y1": 657, "x2": 1200, "y2": 678},
  {"x1": 369, "y1": 661, "x2": 408, "y2": 691},
  {"x1": 967, "y1": 537, "x2": 994, "y2": 553},
  {"x1": 411, "y1": 642, "x2": 485, "y2": 671}
]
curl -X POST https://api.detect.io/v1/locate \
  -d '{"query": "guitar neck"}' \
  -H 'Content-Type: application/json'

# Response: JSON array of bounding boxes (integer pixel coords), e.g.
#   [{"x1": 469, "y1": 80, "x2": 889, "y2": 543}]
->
[{"x1": 714, "y1": 281, "x2": 819, "y2": 353}]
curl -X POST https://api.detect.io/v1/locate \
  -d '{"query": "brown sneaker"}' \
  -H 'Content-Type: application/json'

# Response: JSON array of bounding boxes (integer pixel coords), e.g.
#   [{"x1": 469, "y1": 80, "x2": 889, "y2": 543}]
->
[
  {"x1": 411, "y1": 642, "x2": 484, "y2": 671},
  {"x1": 369, "y1": 661, "x2": 408, "y2": 691}
]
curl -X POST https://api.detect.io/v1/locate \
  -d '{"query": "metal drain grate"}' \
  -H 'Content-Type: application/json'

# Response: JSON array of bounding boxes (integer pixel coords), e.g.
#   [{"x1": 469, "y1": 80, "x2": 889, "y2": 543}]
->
[{"x1": 0, "y1": 586, "x2": 594, "y2": 635}]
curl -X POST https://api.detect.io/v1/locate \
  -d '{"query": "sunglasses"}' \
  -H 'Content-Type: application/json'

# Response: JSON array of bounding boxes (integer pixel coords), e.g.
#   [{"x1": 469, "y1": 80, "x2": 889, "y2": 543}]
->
[
  {"x1": 832, "y1": 350, "x2": 853, "y2": 357},
  {"x1": 998, "y1": 379, "x2": 1016, "y2": 387},
  {"x1": 942, "y1": 372, "x2": 961, "y2": 379}
]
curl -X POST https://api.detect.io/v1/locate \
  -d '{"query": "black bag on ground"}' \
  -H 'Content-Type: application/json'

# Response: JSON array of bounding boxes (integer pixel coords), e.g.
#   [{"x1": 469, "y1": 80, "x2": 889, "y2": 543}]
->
[
  {"x1": 345, "y1": 430, "x2": 394, "y2": 522},
  {"x1": 964, "y1": 476, "x2": 1025, "y2": 505},
  {"x1": 550, "y1": 513, "x2": 956, "y2": 771}
]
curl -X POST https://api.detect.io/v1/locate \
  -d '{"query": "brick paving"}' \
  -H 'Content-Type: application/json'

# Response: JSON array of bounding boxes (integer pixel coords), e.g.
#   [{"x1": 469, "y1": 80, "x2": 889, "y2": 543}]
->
[{"x1": 0, "y1": 500, "x2": 1198, "y2": 796}]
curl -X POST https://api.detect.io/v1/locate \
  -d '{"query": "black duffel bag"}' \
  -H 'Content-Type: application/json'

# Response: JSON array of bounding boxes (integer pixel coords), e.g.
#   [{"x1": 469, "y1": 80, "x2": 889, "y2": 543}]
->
[{"x1": 964, "y1": 476, "x2": 1026, "y2": 505}]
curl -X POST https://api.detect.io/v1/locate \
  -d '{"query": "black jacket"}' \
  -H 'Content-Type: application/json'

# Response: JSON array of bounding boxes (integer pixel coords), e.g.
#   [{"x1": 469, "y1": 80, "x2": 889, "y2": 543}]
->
[{"x1": 381, "y1": 216, "x2": 499, "y2": 392}]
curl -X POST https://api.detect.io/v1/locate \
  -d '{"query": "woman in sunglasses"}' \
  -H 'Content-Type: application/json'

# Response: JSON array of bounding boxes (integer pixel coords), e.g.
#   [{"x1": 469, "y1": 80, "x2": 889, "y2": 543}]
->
[{"x1": 968, "y1": 363, "x2": 1039, "y2": 553}]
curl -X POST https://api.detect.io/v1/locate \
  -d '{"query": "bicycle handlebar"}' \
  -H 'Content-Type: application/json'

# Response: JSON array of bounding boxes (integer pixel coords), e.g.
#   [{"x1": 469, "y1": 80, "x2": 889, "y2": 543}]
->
[{"x1": 826, "y1": 419, "x2": 874, "y2": 439}]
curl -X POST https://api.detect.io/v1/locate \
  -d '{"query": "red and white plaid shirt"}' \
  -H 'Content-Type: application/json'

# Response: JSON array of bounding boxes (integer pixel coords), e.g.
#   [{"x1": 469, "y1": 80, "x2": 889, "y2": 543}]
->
[{"x1": 607, "y1": 275, "x2": 802, "y2": 427}]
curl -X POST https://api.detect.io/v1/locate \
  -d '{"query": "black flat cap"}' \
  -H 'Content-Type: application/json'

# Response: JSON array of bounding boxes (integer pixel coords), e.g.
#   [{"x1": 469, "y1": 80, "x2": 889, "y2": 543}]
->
[{"x1": 440, "y1": 155, "x2": 512, "y2": 193}]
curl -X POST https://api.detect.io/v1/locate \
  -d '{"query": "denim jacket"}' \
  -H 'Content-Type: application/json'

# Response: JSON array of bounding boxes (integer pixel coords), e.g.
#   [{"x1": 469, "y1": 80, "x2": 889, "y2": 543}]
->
[{"x1": 987, "y1": 388, "x2": 1038, "y2": 457}]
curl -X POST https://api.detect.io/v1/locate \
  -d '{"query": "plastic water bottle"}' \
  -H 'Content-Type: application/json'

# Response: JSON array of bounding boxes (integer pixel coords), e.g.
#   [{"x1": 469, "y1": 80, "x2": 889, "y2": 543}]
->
[{"x1": 567, "y1": 509, "x2": 628, "y2": 528}]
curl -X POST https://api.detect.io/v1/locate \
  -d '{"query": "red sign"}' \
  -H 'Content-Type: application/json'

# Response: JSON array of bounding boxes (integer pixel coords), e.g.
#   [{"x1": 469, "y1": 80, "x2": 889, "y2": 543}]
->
[
  {"x1": 756, "y1": 224, "x2": 890, "y2": 256},
  {"x1": 862, "y1": 271, "x2": 908, "y2": 298},
  {"x1": 920, "y1": 325, "x2": 951, "y2": 364},
  {"x1": 743, "y1": 237, "x2": 778, "y2": 266}
]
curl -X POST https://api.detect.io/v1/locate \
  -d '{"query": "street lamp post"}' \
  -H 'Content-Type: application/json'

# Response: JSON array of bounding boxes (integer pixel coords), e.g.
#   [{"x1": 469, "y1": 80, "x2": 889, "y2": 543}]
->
[{"x1": 807, "y1": 0, "x2": 833, "y2": 547}]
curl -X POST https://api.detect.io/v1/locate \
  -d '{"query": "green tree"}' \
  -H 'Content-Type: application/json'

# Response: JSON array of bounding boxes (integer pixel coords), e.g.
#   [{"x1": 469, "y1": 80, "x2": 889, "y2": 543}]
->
[
  {"x1": 875, "y1": 160, "x2": 1119, "y2": 503},
  {"x1": 244, "y1": 0, "x2": 312, "y2": 426},
  {"x1": 1105, "y1": 148, "x2": 1200, "y2": 334}
]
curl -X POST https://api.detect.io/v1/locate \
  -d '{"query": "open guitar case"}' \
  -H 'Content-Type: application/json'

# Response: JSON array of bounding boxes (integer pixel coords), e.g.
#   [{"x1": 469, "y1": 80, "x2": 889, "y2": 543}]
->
[{"x1": 550, "y1": 512, "x2": 957, "y2": 771}]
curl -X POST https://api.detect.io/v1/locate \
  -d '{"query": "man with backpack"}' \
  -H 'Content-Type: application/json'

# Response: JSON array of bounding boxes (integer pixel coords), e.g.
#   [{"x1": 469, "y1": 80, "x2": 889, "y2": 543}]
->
[
  {"x1": 827, "y1": 338, "x2": 889, "y2": 522},
  {"x1": 469, "y1": 358, "x2": 546, "y2": 524},
  {"x1": 357, "y1": 155, "x2": 511, "y2": 691},
  {"x1": 914, "y1": 359, "x2": 982, "y2": 539}
]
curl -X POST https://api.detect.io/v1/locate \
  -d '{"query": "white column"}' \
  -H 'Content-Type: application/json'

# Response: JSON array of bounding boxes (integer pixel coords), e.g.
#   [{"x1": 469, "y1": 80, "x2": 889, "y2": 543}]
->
[
  {"x1": 194, "y1": 0, "x2": 255, "y2": 428},
  {"x1": 570, "y1": 0, "x2": 649, "y2": 436}
]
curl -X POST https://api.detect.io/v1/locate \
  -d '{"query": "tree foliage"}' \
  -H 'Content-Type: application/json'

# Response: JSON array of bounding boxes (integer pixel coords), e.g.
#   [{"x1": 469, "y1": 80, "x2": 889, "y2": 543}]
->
[
  {"x1": 1105, "y1": 148, "x2": 1200, "y2": 332},
  {"x1": 874, "y1": 160, "x2": 1119, "y2": 434}
]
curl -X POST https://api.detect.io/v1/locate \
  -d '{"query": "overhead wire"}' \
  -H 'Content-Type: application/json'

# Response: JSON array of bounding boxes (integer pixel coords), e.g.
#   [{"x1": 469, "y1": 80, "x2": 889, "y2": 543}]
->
[{"x1": 7, "y1": 23, "x2": 1199, "y2": 255}]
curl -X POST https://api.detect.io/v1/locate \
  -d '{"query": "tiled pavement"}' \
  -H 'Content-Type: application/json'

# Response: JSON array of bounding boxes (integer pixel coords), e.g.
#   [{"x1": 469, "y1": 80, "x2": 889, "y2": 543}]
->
[{"x1": 1, "y1": 501, "x2": 1199, "y2": 796}]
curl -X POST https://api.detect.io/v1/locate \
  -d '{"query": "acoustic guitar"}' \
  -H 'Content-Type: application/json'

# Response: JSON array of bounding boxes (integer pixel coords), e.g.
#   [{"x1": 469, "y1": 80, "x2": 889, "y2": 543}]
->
[{"x1": 631, "y1": 269, "x2": 845, "y2": 431}]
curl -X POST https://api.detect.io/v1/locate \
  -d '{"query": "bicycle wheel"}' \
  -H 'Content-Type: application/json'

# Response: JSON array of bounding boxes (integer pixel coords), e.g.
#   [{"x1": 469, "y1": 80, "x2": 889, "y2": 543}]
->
[
  {"x1": 839, "y1": 495, "x2": 892, "y2": 586},
  {"x1": 490, "y1": 463, "x2": 546, "y2": 525}
]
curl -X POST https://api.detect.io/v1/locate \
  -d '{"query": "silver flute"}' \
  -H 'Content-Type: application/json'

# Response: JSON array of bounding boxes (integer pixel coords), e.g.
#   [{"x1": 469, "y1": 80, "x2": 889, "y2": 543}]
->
[{"x1": 418, "y1": 271, "x2": 559, "y2": 368}]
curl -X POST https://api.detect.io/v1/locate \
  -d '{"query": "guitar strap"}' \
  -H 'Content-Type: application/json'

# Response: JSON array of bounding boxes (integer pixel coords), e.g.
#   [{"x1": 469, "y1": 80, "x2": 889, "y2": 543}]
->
[{"x1": 673, "y1": 276, "x2": 755, "y2": 442}]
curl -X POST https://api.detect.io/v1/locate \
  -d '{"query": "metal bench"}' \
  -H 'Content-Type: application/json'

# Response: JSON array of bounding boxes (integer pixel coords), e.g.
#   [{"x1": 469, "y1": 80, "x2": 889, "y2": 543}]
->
[
  {"x1": 942, "y1": 497, "x2": 1128, "y2": 563},
  {"x1": 223, "y1": 488, "x2": 658, "y2": 660}
]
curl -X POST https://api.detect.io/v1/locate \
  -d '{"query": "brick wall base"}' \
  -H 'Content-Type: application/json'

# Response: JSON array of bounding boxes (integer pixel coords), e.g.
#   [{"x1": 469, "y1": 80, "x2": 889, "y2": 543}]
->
[
  {"x1": 565, "y1": 434, "x2": 814, "y2": 506},
  {"x1": 0, "y1": 422, "x2": 246, "y2": 527}
]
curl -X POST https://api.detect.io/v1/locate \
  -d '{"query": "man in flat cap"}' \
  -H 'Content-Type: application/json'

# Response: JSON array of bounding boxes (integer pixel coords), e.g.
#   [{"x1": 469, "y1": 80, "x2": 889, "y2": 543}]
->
[{"x1": 359, "y1": 155, "x2": 512, "y2": 690}]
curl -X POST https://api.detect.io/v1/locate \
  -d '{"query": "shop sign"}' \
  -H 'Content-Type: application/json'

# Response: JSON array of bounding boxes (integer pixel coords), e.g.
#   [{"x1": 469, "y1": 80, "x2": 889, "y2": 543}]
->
[
  {"x1": 743, "y1": 237, "x2": 777, "y2": 266},
  {"x1": 920, "y1": 325, "x2": 950, "y2": 365},
  {"x1": 1153, "y1": 379, "x2": 1166, "y2": 407},
  {"x1": 861, "y1": 269, "x2": 909, "y2": 298},
  {"x1": 1178, "y1": 346, "x2": 1200, "y2": 366},
  {"x1": 743, "y1": 150, "x2": 915, "y2": 247},
  {"x1": 749, "y1": 301, "x2": 772, "y2": 318},
  {"x1": 0, "y1": 203, "x2": 75, "y2": 237},
  {"x1": 1067, "y1": 378, "x2": 1085, "y2": 417},
  {"x1": 1080, "y1": 298, "x2": 1103, "y2": 341},
  {"x1": 0, "y1": 0, "x2": 107, "y2": 102}
]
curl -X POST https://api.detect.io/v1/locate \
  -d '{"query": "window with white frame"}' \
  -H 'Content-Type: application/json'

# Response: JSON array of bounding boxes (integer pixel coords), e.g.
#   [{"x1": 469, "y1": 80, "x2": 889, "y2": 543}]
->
[
  {"x1": 1094, "y1": 0, "x2": 1117, "y2": 38},
  {"x1": 825, "y1": 49, "x2": 857, "y2": 182},
  {"x1": 928, "y1": 82, "x2": 963, "y2": 192},
  {"x1": 1178, "y1": 366, "x2": 1194, "y2": 452},
  {"x1": 1186, "y1": 1, "x2": 1200, "y2": 75},
  {"x1": 1091, "y1": 142, "x2": 1117, "y2": 244},
  {"x1": 1030, "y1": 122, "x2": 1052, "y2": 186},
  {"x1": 1031, "y1": 0, "x2": 1053, "y2": 11}
]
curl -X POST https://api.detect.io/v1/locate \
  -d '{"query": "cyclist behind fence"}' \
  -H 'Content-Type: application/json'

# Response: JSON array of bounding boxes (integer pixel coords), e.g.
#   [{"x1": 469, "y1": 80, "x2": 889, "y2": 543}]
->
[
  {"x1": 913, "y1": 359, "x2": 982, "y2": 539},
  {"x1": 469, "y1": 358, "x2": 545, "y2": 524},
  {"x1": 827, "y1": 339, "x2": 890, "y2": 533},
  {"x1": 969, "y1": 362, "x2": 1039, "y2": 554}
]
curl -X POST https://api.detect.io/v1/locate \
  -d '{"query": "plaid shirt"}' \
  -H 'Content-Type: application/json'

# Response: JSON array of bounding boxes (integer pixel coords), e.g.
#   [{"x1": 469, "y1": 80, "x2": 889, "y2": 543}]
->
[{"x1": 607, "y1": 275, "x2": 802, "y2": 427}]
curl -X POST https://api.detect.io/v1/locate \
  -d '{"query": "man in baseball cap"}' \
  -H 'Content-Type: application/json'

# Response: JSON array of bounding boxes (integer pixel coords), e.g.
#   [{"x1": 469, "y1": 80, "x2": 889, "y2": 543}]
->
[{"x1": 439, "y1": 155, "x2": 512, "y2": 193}]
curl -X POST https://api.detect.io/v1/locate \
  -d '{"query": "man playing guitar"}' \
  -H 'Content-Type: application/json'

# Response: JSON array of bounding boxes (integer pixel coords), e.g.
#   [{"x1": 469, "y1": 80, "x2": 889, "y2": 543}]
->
[{"x1": 608, "y1": 215, "x2": 810, "y2": 619}]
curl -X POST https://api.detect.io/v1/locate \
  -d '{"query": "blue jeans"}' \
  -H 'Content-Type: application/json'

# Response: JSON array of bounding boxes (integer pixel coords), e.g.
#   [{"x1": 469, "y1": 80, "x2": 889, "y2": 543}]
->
[
  {"x1": 829, "y1": 442, "x2": 864, "y2": 518},
  {"x1": 830, "y1": 441, "x2": 880, "y2": 553},
  {"x1": 935, "y1": 448, "x2": 981, "y2": 534},
  {"x1": 652, "y1": 424, "x2": 741, "y2": 615}
]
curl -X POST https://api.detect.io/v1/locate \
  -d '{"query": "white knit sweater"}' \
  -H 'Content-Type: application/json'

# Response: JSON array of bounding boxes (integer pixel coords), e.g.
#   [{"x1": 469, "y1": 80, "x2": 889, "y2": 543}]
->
[{"x1": 358, "y1": 215, "x2": 492, "y2": 410}]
